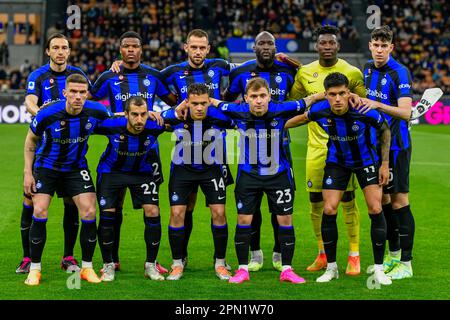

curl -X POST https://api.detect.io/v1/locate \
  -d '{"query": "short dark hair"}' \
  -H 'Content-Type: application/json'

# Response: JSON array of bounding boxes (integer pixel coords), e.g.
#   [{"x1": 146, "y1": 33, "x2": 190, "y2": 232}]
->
[
  {"x1": 323, "y1": 72, "x2": 349, "y2": 90},
  {"x1": 187, "y1": 83, "x2": 209, "y2": 97},
  {"x1": 371, "y1": 25, "x2": 393, "y2": 43},
  {"x1": 186, "y1": 29, "x2": 209, "y2": 42},
  {"x1": 125, "y1": 96, "x2": 147, "y2": 112},
  {"x1": 65, "y1": 73, "x2": 88, "y2": 87},
  {"x1": 315, "y1": 25, "x2": 340, "y2": 38},
  {"x1": 245, "y1": 77, "x2": 269, "y2": 95},
  {"x1": 119, "y1": 31, "x2": 142, "y2": 46},
  {"x1": 46, "y1": 33, "x2": 69, "y2": 50}
]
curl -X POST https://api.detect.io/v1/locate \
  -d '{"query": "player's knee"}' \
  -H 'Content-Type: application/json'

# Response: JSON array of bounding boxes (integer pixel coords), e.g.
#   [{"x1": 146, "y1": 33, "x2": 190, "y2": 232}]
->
[
  {"x1": 367, "y1": 203, "x2": 382, "y2": 214},
  {"x1": 276, "y1": 214, "x2": 292, "y2": 226},
  {"x1": 170, "y1": 207, "x2": 185, "y2": 225},
  {"x1": 143, "y1": 205, "x2": 159, "y2": 217},
  {"x1": 33, "y1": 206, "x2": 48, "y2": 219},
  {"x1": 80, "y1": 206, "x2": 96, "y2": 220},
  {"x1": 212, "y1": 209, "x2": 226, "y2": 225},
  {"x1": 391, "y1": 194, "x2": 409, "y2": 210},
  {"x1": 323, "y1": 202, "x2": 338, "y2": 215}
]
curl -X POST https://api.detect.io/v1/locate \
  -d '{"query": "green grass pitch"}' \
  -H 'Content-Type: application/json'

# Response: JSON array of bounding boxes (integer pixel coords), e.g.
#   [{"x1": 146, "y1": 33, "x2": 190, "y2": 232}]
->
[{"x1": 0, "y1": 123, "x2": 449, "y2": 300}]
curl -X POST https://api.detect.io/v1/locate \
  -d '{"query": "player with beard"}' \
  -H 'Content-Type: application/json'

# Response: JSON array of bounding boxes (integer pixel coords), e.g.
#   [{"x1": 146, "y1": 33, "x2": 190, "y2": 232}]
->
[
  {"x1": 223, "y1": 31, "x2": 298, "y2": 273},
  {"x1": 90, "y1": 31, "x2": 175, "y2": 273},
  {"x1": 17, "y1": 33, "x2": 88, "y2": 274}
]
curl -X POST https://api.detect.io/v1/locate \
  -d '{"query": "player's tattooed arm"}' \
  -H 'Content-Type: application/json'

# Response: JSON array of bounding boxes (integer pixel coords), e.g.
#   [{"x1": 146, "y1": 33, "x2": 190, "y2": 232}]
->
[
  {"x1": 23, "y1": 129, "x2": 39, "y2": 195},
  {"x1": 378, "y1": 120, "x2": 391, "y2": 186},
  {"x1": 25, "y1": 94, "x2": 40, "y2": 116},
  {"x1": 356, "y1": 97, "x2": 412, "y2": 121}
]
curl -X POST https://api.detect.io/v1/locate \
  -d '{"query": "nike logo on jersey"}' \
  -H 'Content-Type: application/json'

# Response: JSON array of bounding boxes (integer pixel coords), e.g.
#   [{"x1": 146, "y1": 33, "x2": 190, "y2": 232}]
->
[
  {"x1": 218, "y1": 195, "x2": 226, "y2": 200},
  {"x1": 386, "y1": 185, "x2": 394, "y2": 189},
  {"x1": 88, "y1": 238, "x2": 97, "y2": 243},
  {"x1": 151, "y1": 197, "x2": 158, "y2": 201},
  {"x1": 366, "y1": 177, "x2": 377, "y2": 182},
  {"x1": 114, "y1": 139, "x2": 124, "y2": 143},
  {"x1": 84, "y1": 185, "x2": 93, "y2": 189},
  {"x1": 285, "y1": 242, "x2": 295, "y2": 246},
  {"x1": 31, "y1": 239, "x2": 43, "y2": 245},
  {"x1": 179, "y1": 75, "x2": 187, "y2": 79},
  {"x1": 55, "y1": 127, "x2": 66, "y2": 132},
  {"x1": 308, "y1": 81, "x2": 316, "y2": 84},
  {"x1": 114, "y1": 81, "x2": 124, "y2": 85},
  {"x1": 283, "y1": 206, "x2": 293, "y2": 212},
  {"x1": 322, "y1": 124, "x2": 333, "y2": 127},
  {"x1": 102, "y1": 241, "x2": 114, "y2": 246},
  {"x1": 45, "y1": 85, "x2": 55, "y2": 90},
  {"x1": 151, "y1": 241, "x2": 160, "y2": 246}
]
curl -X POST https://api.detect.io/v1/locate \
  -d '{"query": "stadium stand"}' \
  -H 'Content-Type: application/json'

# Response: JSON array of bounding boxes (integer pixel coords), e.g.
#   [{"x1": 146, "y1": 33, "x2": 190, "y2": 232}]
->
[{"x1": 373, "y1": 0, "x2": 450, "y2": 94}]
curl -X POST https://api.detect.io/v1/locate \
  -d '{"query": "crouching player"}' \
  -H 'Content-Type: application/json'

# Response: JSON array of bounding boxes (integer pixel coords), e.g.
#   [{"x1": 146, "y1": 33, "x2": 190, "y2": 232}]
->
[{"x1": 287, "y1": 72, "x2": 392, "y2": 285}]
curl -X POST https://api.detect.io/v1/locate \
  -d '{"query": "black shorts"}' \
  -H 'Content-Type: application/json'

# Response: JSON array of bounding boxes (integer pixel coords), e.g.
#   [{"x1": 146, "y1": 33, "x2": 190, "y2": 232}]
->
[
  {"x1": 169, "y1": 165, "x2": 226, "y2": 206},
  {"x1": 33, "y1": 167, "x2": 95, "y2": 197},
  {"x1": 383, "y1": 148, "x2": 411, "y2": 194},
  {"x1": 234, "y1": 170, "x2": 295, "y2": 215},
  {"x1": 148, "y1": 148, "x2": 164, "y2": 185},
  {"x1": 323, "y1": 163, "x2": 380, "y2": 191},
  {"x1": 97, "y1": 172, "x2": 159, "y2": 210}
]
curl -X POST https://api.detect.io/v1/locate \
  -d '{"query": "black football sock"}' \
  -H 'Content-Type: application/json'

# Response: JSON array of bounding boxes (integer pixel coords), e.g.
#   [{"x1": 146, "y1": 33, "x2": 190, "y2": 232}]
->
[
  {"x1": 144, "y1": 215, "x2": 161, "y2": 263},
  {"x1": 321, "y1": 213, "x2": 338, "y2": 263},
  {"x1": 395, "y1": 205, "x2": 415, "y2": 262},
  {"x1": 98, "y1": 211, "x2": 115, "y2": 264},
  {"x1": 278, "y1": 225, "x2": 295, "y2": 266},
  {"x1": 383, "y1": 203, "x2": 400, "y2": 252},
  {"x1": 369, "y1": 212, "x2": 387, "y2": 265},
  {"x1": 211, "y1": 223, "x2": 228, "y2": 260},
  {"x1": 169, "y1": 226, "x2": 185, "y2": 260},
  {"x1": 182, "y1": 210, "x2": 193, "y2": 258},
  {"x1": 29, "y1": 216, "x2": 47, "y2": 263},
  {"x1": 235, "y1": 224, "x2": 252, "y2": 265},
  {"x1": 272, "y1": 213, "x2": 281, "y2": 253},
  {"x1": 112, "y1": 207, "x2": 123, "y2": 263},
  {"x1": 250, "y1": 208, "x2": 262, "y2": 251},
  {"x1": 63, "y1": 202, "x2": 79, "y2": 257},
  {"x1": 20, "y1": 203, "x2": 33, "y2": 258},
  {"x1": 80, "y1": 219, "x2": 97, "y2": 262}
]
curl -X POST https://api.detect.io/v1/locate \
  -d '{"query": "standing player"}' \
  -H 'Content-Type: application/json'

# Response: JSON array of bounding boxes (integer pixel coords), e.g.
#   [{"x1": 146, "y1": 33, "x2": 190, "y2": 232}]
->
[
  {"x1": 23, "y1": 74, "x2": 112, "y2": 285},
  {"x1": 162, "y1": 84, "x2": 234, "y2": 281},
  {"x1": 94, "y1": 97, "x2": 166, "y2": 282},
  {"x1": 289, "y1": 72, "x2": 392, "y2": 285},
  {"x1": 223, "y1": 31, "x2": 298, "y2": 272},
  {"x1": 160, "y1": 29, "x2": 233, "y2": 268},
  {"x1": 90, "y1": 31, "x2": 176, "y2": 271},
  {"x1": 288, "y1": 25, "x2": 366, "y2": 275},
  {"x1": 358, "y1": 26, "x2": 415, "y2": 279},
  {"x1": 212, "y1": 78, "x2": 321, "y2": 284},
  {"x1": 17, "y1": 33, "x2": 88, "y2": 274}
]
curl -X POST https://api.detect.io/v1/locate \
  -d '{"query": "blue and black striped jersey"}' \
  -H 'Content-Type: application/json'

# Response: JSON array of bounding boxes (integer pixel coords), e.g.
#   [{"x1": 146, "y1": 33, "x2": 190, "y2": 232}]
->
[
  {"x1": 364, "y1": 56, "x2": 412, "y2": 151},
  {"x1": 161, "y1": 59, "x2": 231, "y2": 103},
  {"x1": 30, "y1": 100, "x2": 112, "y2": 172},
  {"x1": 26, "y1": 63, "x2": 90, "y2": 106},
  {"x1": 90, "y1": 64, "x2": 171, "y2": 113},
  {"x1": 94, "y1": 117, "x2": 165, "y2": 174},
  {"x1": 227, "y1": 59, "x2": 297, "y2": 102},
  {"x1": 218, "y1": 100, "x2": 306, "y2": 176},
  {"x1": 161, "y1": 107, "x2": 234, "y2": 171},
  {"x1": 307, "y1": 100, "x2": 386, "y2": 168}
]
